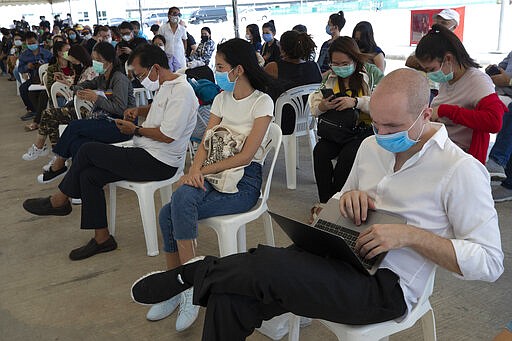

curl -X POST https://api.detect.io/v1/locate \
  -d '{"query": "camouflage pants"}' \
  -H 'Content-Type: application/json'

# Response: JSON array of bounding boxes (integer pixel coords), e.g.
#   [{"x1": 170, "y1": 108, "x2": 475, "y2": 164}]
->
[{"x1": 38, "y1": 107, "x2": 78, "y2": 147}]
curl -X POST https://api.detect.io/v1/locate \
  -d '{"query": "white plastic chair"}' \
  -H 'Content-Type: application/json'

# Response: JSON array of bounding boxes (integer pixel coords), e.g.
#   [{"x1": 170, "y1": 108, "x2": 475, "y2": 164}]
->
[
  {"x1": 51, "y1": 82, "x2": 73, "y2": 108},
  {"x1": 38, "y1": 63, "x2": 49, "y2": 82},
  {"x1": 199, "y1": 123, "x2": 282, "y2": 256},
  {"x1": 274, "y1": 84, "x2": 320, "y2": 190},
  {"x1": 288, "y1": 267, "x2": 437, "y2": 341},
  {"x1": 73, "y1": 96, "x2": 93, "y2": 120},
  {"x1": 108, "y1": 161, "x2": 185, "y2": 257},
  {"x1": 133, "y1": 87, "x2": 152, "y2": 107}
]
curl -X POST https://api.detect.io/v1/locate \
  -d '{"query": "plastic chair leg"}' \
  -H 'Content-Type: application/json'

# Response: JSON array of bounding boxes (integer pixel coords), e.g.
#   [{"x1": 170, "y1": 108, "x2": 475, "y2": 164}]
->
[
  {"x1": 288, "y1": 315, "x2": 301, "y2": 341},
  {"x1": 262, "y1": 211, "x2": 275, "y2": 246},
  {"x1": 308, "y1": 129, "x2": 317, "y2": 177},
  {"x1": 135, "y1": 188, "x2": 160, "y2": 257},
  {"x1": 421, "y1": 309, "x2": 437, "y2": 341},
  {"x1": 108, "y1": 184, "x2": 117, "y2": 236},
  {"x1": 236, "y1": 224, "x2": 247, "y2": 253},
  {"x1": 159, "y1": 185, "x2": 173, "y2": 207},
  {"x1": 216, "y1": 226, "x2": 239, "y2": 257},
  {"x1": 283, "y1": 134, "x2": 297, "y2": 190}
]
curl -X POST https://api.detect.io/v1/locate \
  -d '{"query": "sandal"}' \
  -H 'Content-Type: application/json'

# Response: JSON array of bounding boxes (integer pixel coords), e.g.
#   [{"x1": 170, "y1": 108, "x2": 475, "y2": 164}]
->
[
  {"x1": 24, "y1": 122, "x2": 39, "y2": 132},
  {"x1": 308, "y1": 202, "x2": 324, "y2": 224}
]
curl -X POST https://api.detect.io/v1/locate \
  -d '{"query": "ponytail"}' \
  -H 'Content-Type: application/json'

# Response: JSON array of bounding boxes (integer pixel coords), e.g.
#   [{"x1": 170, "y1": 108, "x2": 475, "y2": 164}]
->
[
  {"x1": 415, "y1": 24, "x2": 480, "y2": 69},
  {"x1": 280, "y1": 30, "x2": 316, "y2": 61}
]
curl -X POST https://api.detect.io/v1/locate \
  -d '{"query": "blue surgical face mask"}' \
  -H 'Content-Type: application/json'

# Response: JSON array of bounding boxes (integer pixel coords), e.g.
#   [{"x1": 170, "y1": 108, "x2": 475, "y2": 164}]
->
[
  {"x1": 262, "y1": 33, "x2": 273, "y2": 43},
  {"x1": 326, "y1": 25, "x2": 332, "y2": 36},
  {"x1": 92, "y1": 60, "x2": 105, "y2": 75},
  {"x1": 427, "y1": 61, "x2": 453, "y2": 83},
  {"x1": 69, "y1": 33, "x2": 76, "y2": 40},
  {"x1": 214, "y1": 69, "x2": 236, "y2": 92},
  {"x1": 27, "y1": 43, "x2": 39, "y2": 51},
  {"x1": 373, "y1": 110, "x2": 426, "y2": 153},
  {"x1": 111, "y1": 40, "x2": 118, "y2": 48},
  {"x1": 332, "y1": 64, "x2": 355, "y2": 78}
]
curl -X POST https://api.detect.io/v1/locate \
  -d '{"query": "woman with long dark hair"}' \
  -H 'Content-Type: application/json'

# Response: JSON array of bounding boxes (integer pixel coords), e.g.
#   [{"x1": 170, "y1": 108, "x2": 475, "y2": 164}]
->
[
  {"x1": 415, "y1": 24, "x2": 506, "y2": 164},
  {"x1": 245, "y1": 23, "x2": 262, "y2": 53},
  {"x1": 318, "y1": 11, "x2": 346, "y2": 74},
  {"x1": 261, "y1": 20, "x2": 280, "y2": 65},
  {"x1": 21, "y1": 44, "x2": 98, "y2": 162},
  {"x1": 352, "y1": 21, "x2": 385, "y2": 72},
  {"x1": 25, "y1": 42, "x2": 134, "y2": 183},
  {"x1": 309, "y1": 36, "x2": 374, "y2": 222},
  {"x1": 142, "y1": 38, "x2": 274, "y2": 331}
]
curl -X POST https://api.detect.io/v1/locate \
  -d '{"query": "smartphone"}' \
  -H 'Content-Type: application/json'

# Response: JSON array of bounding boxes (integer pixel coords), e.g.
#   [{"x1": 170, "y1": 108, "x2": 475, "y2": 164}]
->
[
  {"x1": 321, "y1": 88, "x2": 335, "y2": 99},
  {"x1": 105, "y1": 116, "x2": 116, "y2": 122},
  {"x1": 486, "y1": 65, "x2": 500, "y2": 76}
]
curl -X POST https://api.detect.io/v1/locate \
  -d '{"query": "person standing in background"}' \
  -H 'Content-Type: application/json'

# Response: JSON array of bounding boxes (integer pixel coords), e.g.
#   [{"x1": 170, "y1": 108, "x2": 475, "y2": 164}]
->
[{"x1": 158, "y1": 6, "x2": 187, "y2": 70}]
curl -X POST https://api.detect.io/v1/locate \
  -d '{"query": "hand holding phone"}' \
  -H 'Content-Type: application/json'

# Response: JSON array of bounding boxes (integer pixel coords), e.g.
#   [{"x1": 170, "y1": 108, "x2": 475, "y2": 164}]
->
[
  {"x1": 321, "y1": 88, "x2": 335, "y2": 99},
  {"x1": 486, "y1": 65, "x2": 500, "y2": 76}
]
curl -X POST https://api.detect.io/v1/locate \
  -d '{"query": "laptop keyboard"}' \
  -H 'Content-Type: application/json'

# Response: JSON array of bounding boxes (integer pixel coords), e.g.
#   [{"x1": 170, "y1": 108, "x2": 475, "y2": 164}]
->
[{"x1": 314, "y1": 219, "x2": 376, "y2": 270}]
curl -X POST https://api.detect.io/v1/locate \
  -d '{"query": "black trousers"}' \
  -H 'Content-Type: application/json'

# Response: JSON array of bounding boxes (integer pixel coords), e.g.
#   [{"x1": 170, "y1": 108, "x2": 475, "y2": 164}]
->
[
  {"x1": 193, "y1": 245, "x2": 407, "y2": 341},
  {"x1": 58, "y1": 142, "x2": 177, "y2": 229},
  {"x1": 313, "y1": 129, "x2": 372, "y2": 203},
  {"x1": 19, "y1": 80, "x2": 35, "y2": 112}
]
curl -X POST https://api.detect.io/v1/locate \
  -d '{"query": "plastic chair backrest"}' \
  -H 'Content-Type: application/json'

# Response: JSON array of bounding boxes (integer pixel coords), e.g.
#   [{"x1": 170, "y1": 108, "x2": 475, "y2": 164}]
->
[
  {"x1": 73, "y1": 96, "x2": 94, "y2": 120},
  {"x1": 259, "y1": 123, "x2": 283, "y2": 204},
  {"x1": 274, "y1": 84, "x2": 320, "y2": 136},
  {"x1": 51, "y1": 82, "x2": 73, "y2": 108},
  {"x1": 415, "y1": 266, "x2": 436, "y2": 307},
  {"x1": 38, "y1": 63, "x2": 49, "y2": 83}
]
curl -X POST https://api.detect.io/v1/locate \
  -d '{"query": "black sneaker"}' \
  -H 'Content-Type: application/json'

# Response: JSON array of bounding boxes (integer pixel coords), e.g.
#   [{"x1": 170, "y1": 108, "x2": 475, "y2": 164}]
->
[
  {"x1": 20, "y1": 112, "x2": 36, "y2": 121},
  {"x1": 23, "y1": 196, "x2": 72, "y2": 216},
  {"x1": 69, "y1": 236, "x2": 118, "y2": 261},
  {"x1": 37, "y1": 166, "x2": 68, "y2": 184},
  {"x1": 131, "y1": 266, "x2": 191, "y2": 305}
]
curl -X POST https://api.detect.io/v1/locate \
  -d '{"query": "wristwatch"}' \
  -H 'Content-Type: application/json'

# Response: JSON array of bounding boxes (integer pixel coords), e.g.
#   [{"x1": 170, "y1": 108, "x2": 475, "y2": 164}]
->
[{"x1": 134, "y1": 126, "x2": 142, "y2": 137}]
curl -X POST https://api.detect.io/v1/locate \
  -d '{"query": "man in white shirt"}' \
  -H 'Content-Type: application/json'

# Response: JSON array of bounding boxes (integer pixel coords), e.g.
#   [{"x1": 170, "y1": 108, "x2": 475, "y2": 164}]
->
[
  {"x1": 158, "y1": 6, "x2": 187, "y2": 70},
  {"x1": 131, "y1": 68, "x2": 504, "y2": 340}
]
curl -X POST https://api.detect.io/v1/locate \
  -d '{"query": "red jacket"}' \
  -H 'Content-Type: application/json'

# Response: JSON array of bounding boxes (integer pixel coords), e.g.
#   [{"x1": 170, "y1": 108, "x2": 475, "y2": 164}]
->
[{"x1": 438, "y1": 92, "x2": 507, "y2": 164}]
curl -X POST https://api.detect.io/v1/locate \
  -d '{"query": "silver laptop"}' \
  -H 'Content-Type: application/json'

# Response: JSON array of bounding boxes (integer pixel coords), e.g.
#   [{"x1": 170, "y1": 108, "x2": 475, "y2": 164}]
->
[{"x1": 269, "y1": 198, "x2": 406, "y2": 275}]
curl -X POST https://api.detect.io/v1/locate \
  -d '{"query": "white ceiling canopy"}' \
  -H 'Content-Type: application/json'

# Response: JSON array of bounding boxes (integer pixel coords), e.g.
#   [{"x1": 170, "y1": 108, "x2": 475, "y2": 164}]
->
[{"x1": 0, "y1": 0, "x2": 67, "y2": 5}]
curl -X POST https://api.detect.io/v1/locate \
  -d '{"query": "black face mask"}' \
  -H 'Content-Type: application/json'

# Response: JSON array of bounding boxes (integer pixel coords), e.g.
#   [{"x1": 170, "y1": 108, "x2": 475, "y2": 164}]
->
[{"x1": 201, "y1": 35, "x2": 209, "y2": 43}]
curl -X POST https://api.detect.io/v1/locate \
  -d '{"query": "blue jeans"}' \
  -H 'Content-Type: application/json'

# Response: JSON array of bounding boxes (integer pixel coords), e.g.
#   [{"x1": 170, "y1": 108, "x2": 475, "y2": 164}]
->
[
  {"x1": 159, "y1": 162, "x2": 262, "y2": 253},
  {"x1": 53, "y1": 118, "x2": 131, "y2": 159},
  {"x1": 489, "y1": 103, "x2": 512, "y2": 166}
]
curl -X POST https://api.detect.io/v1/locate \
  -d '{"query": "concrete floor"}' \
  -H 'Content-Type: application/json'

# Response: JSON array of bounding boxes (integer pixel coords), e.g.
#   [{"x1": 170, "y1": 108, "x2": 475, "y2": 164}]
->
[{"x1": 0, "y1": 77, "x2": 510, "y2": 341}]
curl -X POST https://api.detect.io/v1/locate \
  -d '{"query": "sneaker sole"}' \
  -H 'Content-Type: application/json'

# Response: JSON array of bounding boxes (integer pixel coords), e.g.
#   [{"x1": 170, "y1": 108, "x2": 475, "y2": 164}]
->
[
  {"x1": 494, "y1": 196, "x2": 512, "y2": 203},
  {"x1": 37, "y1": 170, "x2": 67, "y2": 184}
]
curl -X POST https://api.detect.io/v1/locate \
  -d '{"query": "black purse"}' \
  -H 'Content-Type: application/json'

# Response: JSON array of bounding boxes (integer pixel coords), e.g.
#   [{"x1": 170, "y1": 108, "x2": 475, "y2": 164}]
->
[{"x1": 317, "y1": 86, "x2": 360, "y2": 144}]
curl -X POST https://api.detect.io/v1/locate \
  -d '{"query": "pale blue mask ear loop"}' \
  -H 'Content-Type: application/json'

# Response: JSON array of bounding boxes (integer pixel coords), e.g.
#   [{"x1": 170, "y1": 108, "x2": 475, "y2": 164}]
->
[{"x1": 372, "y1": 107, "x2": 427, "y2": 141}]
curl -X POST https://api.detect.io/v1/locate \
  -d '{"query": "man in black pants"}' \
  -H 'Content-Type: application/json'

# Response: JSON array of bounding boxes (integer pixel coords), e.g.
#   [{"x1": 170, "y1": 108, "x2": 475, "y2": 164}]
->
[
  {"x1": 23, "y1": 45, "x2": 199, "y2": 260},
  {"x1": 131, "y1": 69, "x2": 504, "y2": 340}
]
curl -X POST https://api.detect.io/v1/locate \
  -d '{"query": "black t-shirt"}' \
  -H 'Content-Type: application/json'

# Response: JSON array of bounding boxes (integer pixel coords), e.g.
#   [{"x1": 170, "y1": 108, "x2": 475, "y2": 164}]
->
[
  {"x1": 84, "y1": 38, "x2": 98, "y2": 55},
  {"x1": 261, "y1": 39, "x2": 281, "y2": 65},
  {"x1": 186, "y1": 33, "x2": 196, "y2": 58},
  {"x1": 116, "y1": 37, "x2": 148, "y2": 66}
]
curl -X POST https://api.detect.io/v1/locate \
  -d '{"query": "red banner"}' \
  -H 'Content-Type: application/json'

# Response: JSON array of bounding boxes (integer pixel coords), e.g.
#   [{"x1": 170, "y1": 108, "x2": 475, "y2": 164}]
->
[{"x1": 410, "y1": 6, "x2": 465, "y2": 45}]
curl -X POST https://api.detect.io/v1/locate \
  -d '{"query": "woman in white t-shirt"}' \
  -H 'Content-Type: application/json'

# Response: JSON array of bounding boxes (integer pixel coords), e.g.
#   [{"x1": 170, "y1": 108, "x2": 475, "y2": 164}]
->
[
  {"x1": 147, "y1": 38, "x2": 274, "y2": 330},
  {"x1": 415, "y1": 24, "x2": 507, "y2": 164}
]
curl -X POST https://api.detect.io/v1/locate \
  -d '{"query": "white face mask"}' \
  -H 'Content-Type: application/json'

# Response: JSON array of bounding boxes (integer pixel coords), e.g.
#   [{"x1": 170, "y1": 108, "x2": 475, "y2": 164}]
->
[
  {"x1": 169, "y1": 16, "x2": 180, "y2": 24},
  {"x1": 245, "y1": 34, "x2": 251, "y2": 41},
  {"x1": 106, "y1": 37, "x2": 112, "y2": 43},
  {"x1": 158, "y1": 45, "x2": 165, "y2": 51},
  {"x1": 140, "y1": 65, "x2": 160, "y2": 91},
  {"x1": 84, "y1": 34, "x2": 92, "y2": 40},
  {"x1": 122, "y1": 34, "x2": 131, "y2": 42}
]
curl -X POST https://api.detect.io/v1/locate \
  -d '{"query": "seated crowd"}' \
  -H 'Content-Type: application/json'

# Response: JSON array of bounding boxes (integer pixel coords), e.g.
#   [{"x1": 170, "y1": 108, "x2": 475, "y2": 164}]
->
[{"x1": 0, "y1": 5, "x2": 507, "y2": 340}]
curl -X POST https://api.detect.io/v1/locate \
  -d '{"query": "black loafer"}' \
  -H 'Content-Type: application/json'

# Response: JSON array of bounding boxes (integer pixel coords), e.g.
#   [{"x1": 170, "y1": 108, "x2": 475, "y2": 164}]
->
[
  {"x1": 69, "y1": 236, "x2": 118, "y2": 261},
  {"x1": 23, "y1": 196, "x2": 72, "y2": 216}
]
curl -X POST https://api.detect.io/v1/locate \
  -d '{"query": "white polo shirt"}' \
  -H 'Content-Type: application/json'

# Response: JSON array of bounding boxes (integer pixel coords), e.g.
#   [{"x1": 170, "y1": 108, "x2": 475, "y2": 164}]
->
[
  {"x1": 158, "y1": 23, "x2": 187, "y2": 70},
  {"x1": 338, "y1": 123, "x2": 504, "y2": 312},
  {"x1": 133, "y1": 74, "x2": 198, "y2": 168}
]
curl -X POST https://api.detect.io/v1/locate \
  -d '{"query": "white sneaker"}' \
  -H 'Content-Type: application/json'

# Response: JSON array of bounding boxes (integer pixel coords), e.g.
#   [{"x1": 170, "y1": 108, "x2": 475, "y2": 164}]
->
[
  {"x1": 42, "y1": 155, "x2": 57, "y2": 171},
  {"x1": 175, "y1": 287, "x2": 200, "y2": 332},
  {"x1": 486, "y1": 158, "x2": 506, "y2": 179},
  {"x1": 146, "y1": 295, "x2": 180, "y2": 321},
  {"x1": 22, "y1": 144, "x2": 49, "y2": 161}
]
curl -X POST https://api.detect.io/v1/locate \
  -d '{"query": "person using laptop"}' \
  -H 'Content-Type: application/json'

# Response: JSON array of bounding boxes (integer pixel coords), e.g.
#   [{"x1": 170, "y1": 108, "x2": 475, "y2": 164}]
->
[{"x1": 130, "y1": 68, "x2": 504, "y2": 341}]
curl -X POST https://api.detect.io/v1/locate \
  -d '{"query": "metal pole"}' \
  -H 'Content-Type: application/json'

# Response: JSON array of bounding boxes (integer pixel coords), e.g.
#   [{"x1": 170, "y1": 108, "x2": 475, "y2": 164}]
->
[
  {"x1": 68, "y1": 0, "x2": 72, "y2": 17},
  {"x1": 94, "y1": 0, "x2": 99, "y2": 25},
  {"x1": 232, "y1": 0, "x2": 239, "y2": 38},
  {"x1": 138, "y1": 0, "x2": 143, "y2": 32},
  {"x1": 497, "y1": 0, "x2": 506, "y2": 52}
]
